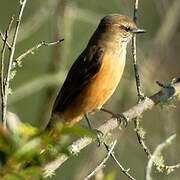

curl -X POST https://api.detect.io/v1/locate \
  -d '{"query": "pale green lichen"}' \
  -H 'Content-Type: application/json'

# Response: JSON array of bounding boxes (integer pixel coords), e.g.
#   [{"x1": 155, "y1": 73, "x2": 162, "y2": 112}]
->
[
  {"x1": 17, "y1": 59, "x2": 23, "y2": 67},
  {"x1": 70, "y1": 142, "x2": 81, "y2": 155},
  {"x1": 10, "y1": 69, "x2": 17, "y2": 81},
  {"x1": 135, "y1": 126, "x2": 146, "y2": 139},
  {"x1": 43, "y1": 169, "x2": 55, "y2": 178},
  {"x1": 154, "y1": 153, "x2": 165, "y2": 172},
  {"x1": 166, "y1": 167, "x2": 175, "y2": 175}
]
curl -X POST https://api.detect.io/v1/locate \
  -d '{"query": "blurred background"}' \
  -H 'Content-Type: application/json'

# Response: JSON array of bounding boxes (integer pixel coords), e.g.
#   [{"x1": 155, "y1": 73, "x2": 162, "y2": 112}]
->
[{"x1": 0, "y1": 0, "x2": 180, "y2": 179}]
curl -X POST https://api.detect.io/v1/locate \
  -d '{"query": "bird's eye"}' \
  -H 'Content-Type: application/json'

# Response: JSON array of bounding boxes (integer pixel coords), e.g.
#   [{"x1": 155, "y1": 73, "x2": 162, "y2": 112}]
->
[
  {"x1": 123, "y1": 26, "x2": 131, "y2": 32},
  {"x1": 115, "y1": 24, "x2": 132, "y2": 32}
]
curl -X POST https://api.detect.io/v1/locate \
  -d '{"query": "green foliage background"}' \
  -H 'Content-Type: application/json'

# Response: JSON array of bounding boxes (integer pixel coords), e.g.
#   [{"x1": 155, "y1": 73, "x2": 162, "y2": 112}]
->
[{"x1": 0, "y1": 0, "x2": 180, "y2": 179}]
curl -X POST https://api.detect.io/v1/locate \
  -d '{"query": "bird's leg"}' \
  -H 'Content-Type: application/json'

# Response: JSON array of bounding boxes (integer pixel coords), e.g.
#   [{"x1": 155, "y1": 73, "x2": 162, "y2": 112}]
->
[
  {"x1": 84, "y1": 114, "x2": 103, "y2": 146},
  {"x1": 100, "y1": 107, "x2": 128, "y2": 127}
]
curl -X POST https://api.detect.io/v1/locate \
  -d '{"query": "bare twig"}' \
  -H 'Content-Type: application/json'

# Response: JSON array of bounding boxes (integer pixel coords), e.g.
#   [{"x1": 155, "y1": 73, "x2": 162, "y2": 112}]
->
[
  {"x1": 85, "y1": 115, "x2": 135, "y2": 179},
  {"x1": 104, "y1": 143, "x2": 136, "y2": 180},
  {"x1": 14, "y1": 39, "x2": 64, "y2": 67},
  {"x1": 1, "y1": 17, "x2": 14, "y2": 125},
  {"x1": 3, "y1": 0, "x2": 27, "y2": 128},
  {"x1": 132, "y1": 0, "x2": 151, "y2": 162},
  {"x1": 43, "y1": 80, "x2": 180, "y2": 175},
  {"x1": 134, "y1": 120, "x2": 151, "y2": 157},
  {"x1": 84, "y1": 141, "x2": 117, "y2": 180},
  {"x1": 0, "y1": 30, "x2": 11, "y2": 50},
  {"x1": 132, "y1": 0, "x2": 143, "y2": 101},
  {"x1": 145, "y1": 134, "x2": 180, "y2": 180}
]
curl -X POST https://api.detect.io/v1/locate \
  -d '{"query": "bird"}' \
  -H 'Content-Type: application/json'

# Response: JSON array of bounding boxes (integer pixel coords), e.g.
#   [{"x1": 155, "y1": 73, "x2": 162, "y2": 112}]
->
[{"x1": 46, "y1": 14, "x2": 145, "y2": 130}]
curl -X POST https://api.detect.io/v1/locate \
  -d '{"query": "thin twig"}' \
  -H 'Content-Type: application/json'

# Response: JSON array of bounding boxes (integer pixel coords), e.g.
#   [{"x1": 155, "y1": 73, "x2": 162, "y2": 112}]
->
[
  {"x1": 132, "y1": 0, "x2": 151, "y2": 160},
  {"x1": 0, "y1": 30, "x2": 12, "y2": 50},
  {"x1": 85, "y1": 114, "x2": 135, "y2": 180},
  {"x1": 134, "y1": 120, "x2": 151, "y2": 157},
  {"x1": 145, "y1": 134, "x2": 180, "y2": 180},
  {"x1": 0, "y1": 17, "x2": 14, "y2": 125},
  {"x1": 84, "y1": 141, "x2": 117, "y2": 180},
  {"x1": 43, "y1": 80, "x2": 180, "y2": 175},
  {"x1": 104, "y1": 143, "x2": 136, "y2": 180},
  {"x1": 14, "y1": 39, "x2": 64, "y2": 67},
  {"x1": 3, "y1": 0, "x2": 27, "y2": 128},
  {"x1": 132, "y1": 0, "x2": 143, "y2": 101}
]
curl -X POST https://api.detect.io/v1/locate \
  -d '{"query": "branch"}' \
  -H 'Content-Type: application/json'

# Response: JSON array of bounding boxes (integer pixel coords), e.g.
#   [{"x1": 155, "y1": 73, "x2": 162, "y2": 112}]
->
[
  {"x1": 43, "y1": 80, "x2": 180, "y2": 175},
  {"x1": 3, "y1": 0, "x2": 27, "y2": 128},
  {"x1": 145, "y1": 134, "x2": 180, "y2": 180},
  {"x1": 104, "y1": 143, "x2": 136, "y2": 180},
  {"x1": 132, "y1": 0, "x2": 144, "y2": 100},
  {"x1": 1, "y1": 16, "x2": 14, "y2": 126},
  {"x1": 132, "y1": 0, "x2": 151, "y2": 164},
  {"x1": 14, "y1": 39, "x2": 64, "y2": 67},
  {"x1": 1, "y1": 17, "x2": 14, "y2": 125}
]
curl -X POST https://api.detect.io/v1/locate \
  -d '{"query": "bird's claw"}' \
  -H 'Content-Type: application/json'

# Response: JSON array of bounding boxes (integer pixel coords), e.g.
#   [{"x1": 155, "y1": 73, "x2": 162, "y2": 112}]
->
[
  {"x1": 92, "y1": 129, "x2": 104, "y2": 147},
  {"x1": 100, "y1": 108, "x2": 128, "y2": 127},
  {"x1": 112, "y1": 113, "x2": 128, "y2": 127}
]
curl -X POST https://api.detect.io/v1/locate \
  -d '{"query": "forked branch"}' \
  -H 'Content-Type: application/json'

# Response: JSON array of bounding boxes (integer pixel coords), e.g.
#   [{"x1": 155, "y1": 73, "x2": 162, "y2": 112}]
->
[{"x1": 43, "y1": 80, "x2": 180, "y2": 175}]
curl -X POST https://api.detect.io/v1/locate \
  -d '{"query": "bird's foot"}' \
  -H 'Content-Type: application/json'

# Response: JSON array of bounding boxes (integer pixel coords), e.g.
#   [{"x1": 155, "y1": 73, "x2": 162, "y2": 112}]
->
[
  {"x1": 100, "y1": 108, "x2": 128, "y2": 127},
  {"x1": 84, "y1": 114, "x2": 104, "y2": 146},
  {"x1": 111, "y1": 112, "x2": 128, "y2": 127},
  {"x1": 92, "y1": 129, "x2": 104, "y2": 147}
]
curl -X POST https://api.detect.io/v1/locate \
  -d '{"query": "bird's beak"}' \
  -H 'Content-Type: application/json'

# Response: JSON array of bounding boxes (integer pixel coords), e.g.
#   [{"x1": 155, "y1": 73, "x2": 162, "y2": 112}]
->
[{"x1": 132, "y1": 28, "x2": 146, "y2": 34}]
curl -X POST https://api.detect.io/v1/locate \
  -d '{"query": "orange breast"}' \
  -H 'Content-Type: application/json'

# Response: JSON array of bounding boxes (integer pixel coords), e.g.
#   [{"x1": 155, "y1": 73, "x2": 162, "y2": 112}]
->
[{"x1": 63, "y1": 49, "x2": 126, "y2": 125}]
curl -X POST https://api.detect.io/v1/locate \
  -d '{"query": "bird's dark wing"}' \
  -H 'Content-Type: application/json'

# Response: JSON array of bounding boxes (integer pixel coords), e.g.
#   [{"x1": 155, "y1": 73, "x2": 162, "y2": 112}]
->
[{"x1": 52, "y1": 45, "x2": 104, "y2": 113}]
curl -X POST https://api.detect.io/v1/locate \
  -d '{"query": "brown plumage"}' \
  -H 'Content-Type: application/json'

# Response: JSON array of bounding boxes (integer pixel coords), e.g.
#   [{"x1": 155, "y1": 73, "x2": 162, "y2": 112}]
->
[{"x1": 46, "y1": 14, "x2": 144, "y2": 128}]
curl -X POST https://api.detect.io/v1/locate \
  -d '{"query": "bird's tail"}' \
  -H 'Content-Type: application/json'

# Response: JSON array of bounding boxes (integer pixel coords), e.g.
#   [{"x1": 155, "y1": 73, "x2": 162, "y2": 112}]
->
[
  {"x1": 45, "y1": 112, "x2": 60, "y2": 131},
  {"x1": 45, "y1": 112, "x2": 84, "y2": 131}
]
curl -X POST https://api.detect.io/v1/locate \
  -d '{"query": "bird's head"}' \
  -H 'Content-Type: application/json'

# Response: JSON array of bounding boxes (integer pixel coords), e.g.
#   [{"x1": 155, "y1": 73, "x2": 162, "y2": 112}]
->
[{"x1": 97, "y1": 14, "x2": 145, "y2": 44}]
